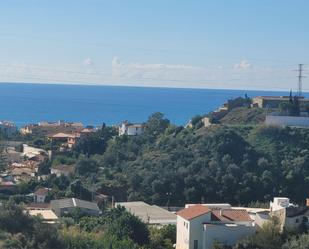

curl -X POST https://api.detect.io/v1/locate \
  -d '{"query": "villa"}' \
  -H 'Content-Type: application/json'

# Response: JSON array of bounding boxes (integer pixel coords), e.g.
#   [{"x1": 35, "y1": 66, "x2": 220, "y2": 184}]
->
[
  {"x1": 119, "y1": 121, "x2": 144, "y2": 136},
  {"x1": 176, "y1": 204, "x2": 255, "y2": 249}
]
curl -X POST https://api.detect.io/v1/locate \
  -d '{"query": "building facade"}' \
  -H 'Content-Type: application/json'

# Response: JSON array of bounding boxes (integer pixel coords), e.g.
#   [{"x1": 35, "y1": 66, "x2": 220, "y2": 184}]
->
[
  {"x1": 119, "y1": 122, "x2": 144, "y2": 136},
  {"x1": 33, "y1": 188, "x2": 49, "y2": 203},
  {"x1": 252, "y1": 96, "x2": 309, "y2": 109},
  {"x1": 176, "y1": 205, "x2": 255, "y2": 249}
]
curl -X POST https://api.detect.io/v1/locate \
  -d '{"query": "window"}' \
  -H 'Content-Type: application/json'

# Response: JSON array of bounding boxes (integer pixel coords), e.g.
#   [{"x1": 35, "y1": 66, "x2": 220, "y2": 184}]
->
[
  {"x1": 295, "y1": 218, "x2": 299, "y2": 223},
  {"x1": 194, "y1": 240, "x2": 198, "y2": 249}
]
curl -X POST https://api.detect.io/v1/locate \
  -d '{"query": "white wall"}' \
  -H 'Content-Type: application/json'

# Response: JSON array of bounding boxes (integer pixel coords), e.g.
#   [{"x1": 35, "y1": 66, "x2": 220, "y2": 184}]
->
[
  {"x1": 119, "y1": 123, "x2": 143, "y2": 136},
  {"x1": 203, "y1": 224, "x2": 255, "y2": 249},
  {"x1": 176, "y1": 216, "x2": 190, "y2": 249},
  {"x1": 266, "y1": 115, "x2": 309, "y2": 127},
  {"x1": 176, "y1": 212, "x2": 211, "y2": 249},
  {"x1": 126, "y1": 126, "x2": 143, "y2": 136},
  {"x1": 23, "y1": 144, "x2": 47, "y2": 155},
  {"x1": 255, "y1": 212, "x2": 270, "y2": 229},
  {"x1": 270, "y1": 197, "x2": 290, "y2": 211},
  {"x1": 176, "y1": 213, "x2": 211, "y2": 249},
  {"x1": 35, "y1": 194, "x2": 46, "y2": 203},
  {"x1": 189, "y1": 213, "x2": 211, "y2": 249},
  {"x1": 51, "y1": 169, "x2": 69, "y2": 177}
]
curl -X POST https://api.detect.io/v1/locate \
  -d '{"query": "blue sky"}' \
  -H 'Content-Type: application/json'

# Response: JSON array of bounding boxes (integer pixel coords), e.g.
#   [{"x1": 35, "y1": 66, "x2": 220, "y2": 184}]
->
[{"x1": 0, "y1": 0, "x2": 308, "y2": 90}]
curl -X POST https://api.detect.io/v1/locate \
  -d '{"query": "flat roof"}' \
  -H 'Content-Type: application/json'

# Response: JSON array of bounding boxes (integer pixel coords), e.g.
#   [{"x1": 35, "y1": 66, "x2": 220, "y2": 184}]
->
[
  {"x1": 253, "y1": 96, "x2": 309, "y2": 101},
  {"x1": 231, "y1": 207, "x2": 270, "y2": 213},
  {"x1": 29, "y1": 209, "x2": 58, "y2": 221},
  {"x1": 51, "y1": 198, "x2": 99, "y2": 212},
  {"x1": 116, "y1": 201, "x2": 176, "y2": 224}
]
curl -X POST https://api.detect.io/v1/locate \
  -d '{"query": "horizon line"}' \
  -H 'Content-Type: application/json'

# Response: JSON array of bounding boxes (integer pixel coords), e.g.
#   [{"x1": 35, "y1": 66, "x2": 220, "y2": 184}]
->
[{"x1": 0, "y1": 81, "x2": 303, "y2": 94}]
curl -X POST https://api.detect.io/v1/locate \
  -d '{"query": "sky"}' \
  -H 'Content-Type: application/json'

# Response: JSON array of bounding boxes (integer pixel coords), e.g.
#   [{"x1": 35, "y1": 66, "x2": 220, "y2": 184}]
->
[{"x1": 0, "y1": 0, "x2": 309, "y2": 91}]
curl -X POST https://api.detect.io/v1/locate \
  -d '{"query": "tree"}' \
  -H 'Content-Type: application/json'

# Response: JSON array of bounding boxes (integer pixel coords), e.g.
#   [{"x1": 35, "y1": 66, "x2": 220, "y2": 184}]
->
[
  {"x1": 279, "y1": 96, "x2": 300, "y2": 116},
  {"x1": 106, "y1": 206, "x2": 150, "y2": 245},
  {"x1": 0, "y1": 148, "x2": 8, "y2": 172},
  {"x1": 32, "y1": 222, "x2": 64, "y2": 249},
  {"x1": 69, "y1": 179, "x2": 92, "y2": 201},
  {"x1": 234, "y1": 217, "x2": 282, "y2": 249},
  {"x1": 38, "y1": 158, "x2": 51, "y2": 175},
  {"x1": 74, "y1": 126, "x2": 117, "y2": 155},
  {"x1": 227, "y1": 96, "x2": 251, "y2": 111},
  {"x1": 0, "y1": 201, "x2": 34, "y2": 234},
  {"x1": 149, "y1": 225, "x2": 176, "y2": 249},
  {"x1": 2, "y1": 238, "x2": 23, "y2": 249},
  {"x1": 282, "y1": 234, "x2": 309, "y2": 249},
  {"x1": 76, "y1": 157, "x2": 99, "y2": 176},
  {"x1": 144, "y1": 112, "x2": 170, "y2": 138},
  {"x1": 191, "y1": 115, "x2": 203, "y2": 128}
]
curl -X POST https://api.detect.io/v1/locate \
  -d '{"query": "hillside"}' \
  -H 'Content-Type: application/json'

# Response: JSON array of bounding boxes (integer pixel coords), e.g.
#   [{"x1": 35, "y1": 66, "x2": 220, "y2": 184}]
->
[
  {"x1": 44, "y1": 113, "x2": 309, "y2": 207},
  {"x1": 219, "y1": 107, "x2": 267, "y2": 125},
  {"x1": 7, "y1": 111, "x2": 309, "y2": 208}
]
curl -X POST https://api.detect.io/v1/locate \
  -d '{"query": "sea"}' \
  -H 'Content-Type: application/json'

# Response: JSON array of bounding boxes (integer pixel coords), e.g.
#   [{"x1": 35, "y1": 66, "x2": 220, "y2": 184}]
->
[{"x1": 0, "y1": 83, "x2": 306, "y2": 127}]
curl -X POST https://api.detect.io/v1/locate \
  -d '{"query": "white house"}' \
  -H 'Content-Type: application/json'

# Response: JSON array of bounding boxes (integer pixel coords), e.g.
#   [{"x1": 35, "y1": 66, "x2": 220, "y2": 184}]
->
[
  {"x1": 51, "y1": 164, "x2": 75, "y2": 177},
  {"x1": 270, "y1": 197, "x2": 291, "y2": 211},
  {"x1": 23, "y1": 144, "x2": 47, "y2": 159},
  {"x1": 176, "y1": 204, "x2": 255, "y2": 249},
  {"x1": 20, "y1": 124, "x2": 37, "y2": 135},
  {"x1": 33, "y1": 187, "x2": 49, "y2": 203},
  {"x1": 270, "y1": 197, "x2": 308, "y2": 231},
  {"x1": 119, "y1": 122, "x2": 144, "y2": 136},
  {"x1": 0, "y1": 121, "x2": 17, "y2": 137}
]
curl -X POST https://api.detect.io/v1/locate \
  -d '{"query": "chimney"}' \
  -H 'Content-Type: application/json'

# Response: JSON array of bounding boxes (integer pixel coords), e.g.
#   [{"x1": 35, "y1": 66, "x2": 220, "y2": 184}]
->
[{"x1": 220, "y1": 209, "x2": 223, "y2": 216}]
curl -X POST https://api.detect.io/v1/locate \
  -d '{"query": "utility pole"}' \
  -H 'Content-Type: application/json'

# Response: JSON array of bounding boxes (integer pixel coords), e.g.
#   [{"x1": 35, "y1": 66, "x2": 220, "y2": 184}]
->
[{"x1": 297, "y1": 64, "x2": 304, "y2": 97}]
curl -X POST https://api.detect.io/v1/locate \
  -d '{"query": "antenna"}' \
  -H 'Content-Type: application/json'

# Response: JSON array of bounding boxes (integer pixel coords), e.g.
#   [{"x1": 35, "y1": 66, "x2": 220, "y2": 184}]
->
[{"x1": 297, "y1": 64, "x2": 305, "y2": 96}]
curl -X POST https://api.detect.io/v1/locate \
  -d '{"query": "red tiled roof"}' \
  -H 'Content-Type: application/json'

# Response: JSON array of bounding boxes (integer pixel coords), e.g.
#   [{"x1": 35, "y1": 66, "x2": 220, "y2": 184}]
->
[
  {"x1": 177, "y1": 204, "x2": 211, "y2": 220},
  {"x1": 81, "y1": 128, "x2": 94, "y2": 133},
  {"x1": 34, "y1": 188, "x2": 49, "y2": 196},
  {"x1": 211, "y1": 209, "x2": 252, "y2": 222},
  {"x1": 47, "y1": 132, "x2": 76, "y2": 138},
  {"x1": 0, "y1": 181, "x2": 15, "y2": 186}
]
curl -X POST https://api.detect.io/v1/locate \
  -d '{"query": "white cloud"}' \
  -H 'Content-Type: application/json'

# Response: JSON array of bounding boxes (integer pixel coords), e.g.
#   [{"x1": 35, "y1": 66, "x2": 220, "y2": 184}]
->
[
  {"x1": 234, "y1": 60, "x2": 251, "y2": 70},
  {"x1": 0, "y1": 58, "x2": 300, "y2": 91},
  {"x1": 112, "y1": 57, "x2": 199, "y2": 70},
  {"x1": 110, "y1": 57, "x2": 300, "y2": 90},
  {"x1": 83, "y1": 58, "x2": 94, "y2": 66},
  {"x1": 111, "y1": 57, "x2": 203, "y2": 84}
]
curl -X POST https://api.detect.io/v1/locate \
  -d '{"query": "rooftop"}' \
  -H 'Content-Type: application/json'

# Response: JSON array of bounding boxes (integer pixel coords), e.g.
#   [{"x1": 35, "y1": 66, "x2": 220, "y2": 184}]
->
[
  {"x1": 26, "y1": 202, "x2": 51, "y2": 210},
  {"x1": 254, "y1": 96, "x2": 309, "y2": 101},
  {"x1": 51, "y1": 198, "x2": 100, "y2": 212},
  {"x1": 116, "y1": 201, "x2": 176, "y2": 224},
  {"x1": 177, "y1": 204, "x2": 211, "y2": 221},
  {"x1": 211, "y1": 209, "x2": 252, "y2": 222},
  {"x1": 51, "y1": 164, "x2": 75, "y2": 173},
  {"x1": 47, "y1": 132, "x2": 77, "y2": 139},
  {"x1": 28, "y1": 209, "x2": 58, "y2": 223},
  {"x1": 34, "y1": 187, "x2": 49, "y2": 196},
  {"x1": 81, "y1": 128, "x2": 95, "y2": 133},
  {"x1": 0, "y1": 181, "x2": 16, "y2": 186}
]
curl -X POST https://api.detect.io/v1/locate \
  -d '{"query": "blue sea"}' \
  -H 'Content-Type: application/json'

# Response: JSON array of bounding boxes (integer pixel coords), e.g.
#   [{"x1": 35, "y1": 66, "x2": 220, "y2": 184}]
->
[{"x1": 0, "y1": 83, "x2": 306, "y2": 127}]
